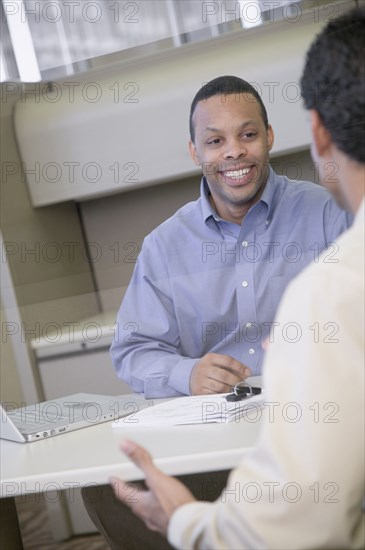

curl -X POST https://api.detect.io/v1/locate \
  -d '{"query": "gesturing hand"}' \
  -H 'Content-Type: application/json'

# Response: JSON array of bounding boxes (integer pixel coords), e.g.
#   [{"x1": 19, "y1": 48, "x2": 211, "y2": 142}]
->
[
  {"x1": 110, "y1": 440, "x2": 196, "y2": 535},
  {"x1": 190, "y1": 352, "x2": 251, "y2": 395}
]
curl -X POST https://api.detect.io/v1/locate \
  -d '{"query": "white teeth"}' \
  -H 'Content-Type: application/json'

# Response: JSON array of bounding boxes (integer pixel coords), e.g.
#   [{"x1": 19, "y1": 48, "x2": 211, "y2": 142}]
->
[{"x1": 224, "y1": 168, "x2": 250, "y2": 178}]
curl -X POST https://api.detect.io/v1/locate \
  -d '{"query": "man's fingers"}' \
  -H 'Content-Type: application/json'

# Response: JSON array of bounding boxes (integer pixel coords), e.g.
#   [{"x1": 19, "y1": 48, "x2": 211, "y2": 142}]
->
[
  {"x1": 191, "y1": 353, "x2": 252, "y2": 395},
  {"x1": 110, "y1": 476, "x2": 140, "y2": 509},
  {"x1": 205, "y1": 353, "x2": 251, "y2": 377},
  {"x1": 110, "y1": 477, "x2": 157, "y2": 527},
  {"x1": 111, "y1": 441, "x2": 197, "y2": 536},
  {"x1": 120, "y1": 440, "x2": 157, "y2": 476},
  {"x1": 120, "y1": 440, "x2": 166, "y2": 492},
  {"x1": 217, "y1": 356, "x2": 251, "y2": 378}
]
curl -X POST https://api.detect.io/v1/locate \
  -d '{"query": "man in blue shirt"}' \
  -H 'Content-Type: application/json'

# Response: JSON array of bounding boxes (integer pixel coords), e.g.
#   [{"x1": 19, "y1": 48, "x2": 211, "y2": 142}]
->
[{"x1": 111, "y1": 75, "x2": 351, "y2": 399}]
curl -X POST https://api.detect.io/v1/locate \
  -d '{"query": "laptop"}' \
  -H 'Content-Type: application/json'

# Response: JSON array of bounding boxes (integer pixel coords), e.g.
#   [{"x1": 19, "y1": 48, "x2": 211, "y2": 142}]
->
[{"x1": 0, "y1": 393, "x2": 151, "y2": 443}]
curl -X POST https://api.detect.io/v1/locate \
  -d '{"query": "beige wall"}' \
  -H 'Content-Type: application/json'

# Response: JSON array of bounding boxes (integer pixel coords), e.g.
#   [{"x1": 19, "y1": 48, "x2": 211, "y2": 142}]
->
[{"x1": 0, "y1": 86, "x2": 99, "y2": 403}]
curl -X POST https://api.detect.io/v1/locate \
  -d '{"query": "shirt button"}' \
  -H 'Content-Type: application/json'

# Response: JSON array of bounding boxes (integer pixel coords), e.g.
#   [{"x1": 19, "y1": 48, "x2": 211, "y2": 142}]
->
[
  {"x1": 266, "y1": 220, "x2": 270, "y2": 226},
  {"x1": 242, "y1": 281, "x2": 248, "y2": 287},
  {"x1": 248, "y1": 348, "x2": 255, "y2": 355},
  {"x1": 242, "y1": 240, "x2": 248, "y2": 247}
]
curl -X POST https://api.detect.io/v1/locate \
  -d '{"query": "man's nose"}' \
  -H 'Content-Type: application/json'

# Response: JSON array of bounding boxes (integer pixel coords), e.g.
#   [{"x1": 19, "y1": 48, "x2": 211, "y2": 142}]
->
[{"x1": 223, "y1": 139, "x2": 247, "y2": 159}]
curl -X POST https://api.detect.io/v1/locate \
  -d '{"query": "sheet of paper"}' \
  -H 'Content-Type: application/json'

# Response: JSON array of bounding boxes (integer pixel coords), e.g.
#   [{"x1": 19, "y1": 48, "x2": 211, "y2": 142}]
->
[{"x1": 112, "y1": 393, "x2": 265, "y2": 427}]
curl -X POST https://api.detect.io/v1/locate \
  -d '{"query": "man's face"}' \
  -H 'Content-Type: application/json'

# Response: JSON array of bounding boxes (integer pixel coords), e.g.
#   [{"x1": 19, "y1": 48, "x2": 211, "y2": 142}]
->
[{"x1": 189, "y1": 93, "x2": 274, "y2": 223}]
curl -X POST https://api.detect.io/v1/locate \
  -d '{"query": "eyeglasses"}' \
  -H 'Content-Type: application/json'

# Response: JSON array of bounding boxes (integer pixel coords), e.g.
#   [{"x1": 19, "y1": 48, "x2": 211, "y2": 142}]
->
[{"x1": 225, "y1": 381, "x2": 262, "y2": 402}]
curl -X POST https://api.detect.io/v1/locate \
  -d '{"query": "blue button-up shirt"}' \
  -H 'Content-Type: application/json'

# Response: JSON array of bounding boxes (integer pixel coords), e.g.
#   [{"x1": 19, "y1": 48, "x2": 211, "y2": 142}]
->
[{"x1": 111, "y1": 168, "x2": 352, "y2": 397}]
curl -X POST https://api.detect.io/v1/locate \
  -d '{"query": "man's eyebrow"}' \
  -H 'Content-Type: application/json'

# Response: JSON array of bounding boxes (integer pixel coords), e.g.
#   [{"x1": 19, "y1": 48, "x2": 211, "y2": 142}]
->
[
  {"x1": 204, "y1": 126, "x2": 221, "y2": 134},
  {"x1": 204, "y1": 120, "x2": 257, "y2": 133}
]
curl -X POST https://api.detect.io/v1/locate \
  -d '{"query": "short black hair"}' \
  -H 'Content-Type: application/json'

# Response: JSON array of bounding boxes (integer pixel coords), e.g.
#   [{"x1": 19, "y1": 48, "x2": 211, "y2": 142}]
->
[
  {"x1": 301, "y1": 7, "x2": 365, "y2": 163},
  {"x1": 189, "y1": 75, "x2": 268, "y2": 143}
]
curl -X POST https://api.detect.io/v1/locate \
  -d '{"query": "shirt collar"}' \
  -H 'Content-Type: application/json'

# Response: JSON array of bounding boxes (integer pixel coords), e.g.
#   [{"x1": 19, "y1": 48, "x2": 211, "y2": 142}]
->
[
  {"x1": 200, "y1": 177, "x2": 220, "y2": 222},
  {"x1": 258, "y1": 166, "x2": 281, "y2": 221},
  {"x1": 200, "y1": 166, "x2": 280, "y2": 225}
]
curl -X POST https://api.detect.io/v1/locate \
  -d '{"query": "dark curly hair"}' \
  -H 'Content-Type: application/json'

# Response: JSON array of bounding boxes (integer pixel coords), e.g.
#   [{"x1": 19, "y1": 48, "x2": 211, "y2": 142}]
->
[
  {"x1": 300, "y1": 7, "x2": 365, "y2": 163},
  {"x1": 189, "y1": 76, "x2": 268, "y2": 143}
]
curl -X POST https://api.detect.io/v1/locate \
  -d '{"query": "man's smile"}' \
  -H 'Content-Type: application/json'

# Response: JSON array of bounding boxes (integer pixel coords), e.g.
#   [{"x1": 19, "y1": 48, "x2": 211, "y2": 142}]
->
[{"x1": 220, "y1": 165, "x2": 255, "y2": 186}]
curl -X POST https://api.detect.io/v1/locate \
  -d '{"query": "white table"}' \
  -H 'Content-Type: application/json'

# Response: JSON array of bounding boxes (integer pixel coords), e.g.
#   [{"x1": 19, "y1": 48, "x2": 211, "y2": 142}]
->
[
  {"x1": 1, "y1": 391, "x2": 263, "y2": 545},
  {"x1": 1, "y1": 415, "x2": 262, "y2": 498}
]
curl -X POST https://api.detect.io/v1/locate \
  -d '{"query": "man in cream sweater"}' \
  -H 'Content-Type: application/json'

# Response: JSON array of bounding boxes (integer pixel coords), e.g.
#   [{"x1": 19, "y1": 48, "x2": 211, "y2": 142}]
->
[{"x1": 111, "y1": 7, "x2": 365, "y2": 549}]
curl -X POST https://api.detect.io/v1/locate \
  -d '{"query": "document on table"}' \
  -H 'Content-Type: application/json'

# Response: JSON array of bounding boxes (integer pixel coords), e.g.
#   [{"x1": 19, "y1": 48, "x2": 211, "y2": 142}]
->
[{"x1": 112, "y1": 393, "x2": 265, "y2": 428}]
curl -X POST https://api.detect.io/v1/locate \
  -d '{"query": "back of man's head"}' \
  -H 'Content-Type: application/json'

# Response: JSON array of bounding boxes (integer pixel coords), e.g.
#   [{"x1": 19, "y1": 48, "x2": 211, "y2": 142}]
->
[
  {"x1": 189, "y1": 75, "x2": 268, "y2": 142},
  {"x1": 301, "y1": 7, "x2": 365, "y2": 164}
]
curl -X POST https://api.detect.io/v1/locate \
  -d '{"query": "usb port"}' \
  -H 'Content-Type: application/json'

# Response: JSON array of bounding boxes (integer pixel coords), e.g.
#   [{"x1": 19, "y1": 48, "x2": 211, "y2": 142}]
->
[{"x1": 58, "y1": 427, "x2": 66, "y2": 432}]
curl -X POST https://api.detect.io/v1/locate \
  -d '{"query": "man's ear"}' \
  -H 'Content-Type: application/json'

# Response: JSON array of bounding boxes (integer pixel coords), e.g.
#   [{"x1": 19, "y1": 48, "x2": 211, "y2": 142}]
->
[
  {"x1": 267, "y1": 124, "x2": 274, "y2": 151},
  {"x1": 310, "y1": 110, "x2": 332, "y2": 157},
  {"x1": 189, "y1": 141, "x2": 200, "y2": 166}
]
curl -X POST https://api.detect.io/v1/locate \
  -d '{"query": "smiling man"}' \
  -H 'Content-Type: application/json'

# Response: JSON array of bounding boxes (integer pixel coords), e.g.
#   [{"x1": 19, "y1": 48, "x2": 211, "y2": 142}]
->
[
  {"x1": 110, "y1": 75, "x2": 351, "y2": 400},
  {"x1": 189, "y1": 88, "x2": 273, "y2": 224}
]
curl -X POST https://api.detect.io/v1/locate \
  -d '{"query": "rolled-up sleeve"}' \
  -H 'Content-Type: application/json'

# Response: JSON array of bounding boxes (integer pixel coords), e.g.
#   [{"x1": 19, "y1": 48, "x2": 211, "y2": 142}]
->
[{"x1": 110, "y1": 235, "x2": 198, "y2": 398}]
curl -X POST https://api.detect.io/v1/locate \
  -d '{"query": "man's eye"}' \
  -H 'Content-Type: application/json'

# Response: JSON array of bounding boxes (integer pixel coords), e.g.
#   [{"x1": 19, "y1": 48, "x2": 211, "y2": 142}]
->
[
  {"x1": 243, "y1": 132, "x2": 256, "y2": 139},
  {"x1": 207, "y1": 138, "x2": 221, "y2": 145}
]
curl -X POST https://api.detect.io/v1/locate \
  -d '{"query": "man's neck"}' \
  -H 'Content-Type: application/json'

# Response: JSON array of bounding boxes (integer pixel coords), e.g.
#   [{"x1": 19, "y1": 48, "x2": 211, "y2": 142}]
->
[
  {"x1": 209, "y1": 195, "x2": 250, "y2": 225},
  {"x1": 209, "y1": 185, "x2": 267, "y2": 225},
  {"x1": 336, "y1": 150, "x2": 365, "y2": 213}
]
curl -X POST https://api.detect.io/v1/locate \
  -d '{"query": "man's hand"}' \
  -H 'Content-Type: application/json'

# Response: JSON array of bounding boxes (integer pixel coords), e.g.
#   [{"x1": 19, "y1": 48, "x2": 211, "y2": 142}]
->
[
  {"x1": 190, "y1": 352, "x2": 251, "y2": 395},
  {"x1": 110, "y1": 440, "x2": 196, "y2": 535}
]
